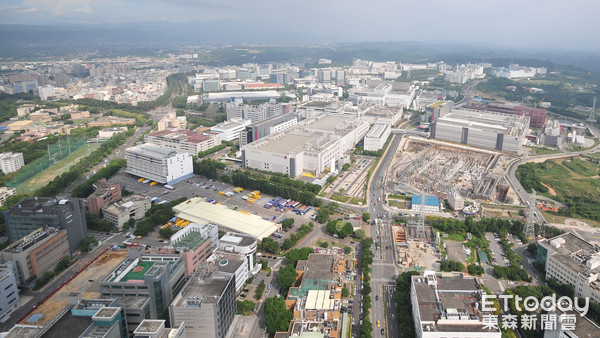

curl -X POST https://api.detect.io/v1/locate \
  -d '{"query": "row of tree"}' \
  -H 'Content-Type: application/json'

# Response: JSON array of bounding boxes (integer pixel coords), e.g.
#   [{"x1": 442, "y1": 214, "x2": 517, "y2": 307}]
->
[
  {"x1": 197, "y1": 141, "x2": 233, "y2": 158},
  {"x1": 35, "y1": 129, "x2": 134, "y2": 197},
  {"x1": 231, "y1": 171, "x2": 321, "y2": 207},
  {"x1": 72, "y1": 159, "x2": 127, "y2": 198},
  {"x1": 359, "y1": 237, "x2": 375, "y2": 337}
]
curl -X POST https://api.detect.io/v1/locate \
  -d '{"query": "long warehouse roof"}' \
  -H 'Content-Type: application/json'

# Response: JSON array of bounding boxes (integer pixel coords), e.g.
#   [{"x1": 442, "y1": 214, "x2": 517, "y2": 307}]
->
[{"x1": 172, "y1": 197, "x2": 279, "y2": 240}]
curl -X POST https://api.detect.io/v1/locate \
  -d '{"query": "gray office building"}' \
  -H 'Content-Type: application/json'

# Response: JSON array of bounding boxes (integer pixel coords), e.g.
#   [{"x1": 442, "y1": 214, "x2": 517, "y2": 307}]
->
[
  {"x1": 169, "y1": 268, "x2": 236, "y2": 338},
  {"x1": 100, "y1": 250, "x2": 186, "y2": 320},
  {"x1": 4, "y1": 197, "x2": 87, "y2": 253}
]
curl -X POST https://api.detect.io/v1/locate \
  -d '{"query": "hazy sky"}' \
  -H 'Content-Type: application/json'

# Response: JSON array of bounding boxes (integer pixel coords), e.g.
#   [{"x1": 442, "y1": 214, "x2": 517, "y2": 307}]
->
[{"x1": 1, "y1": 0, "x2": 599, "y2": 51}]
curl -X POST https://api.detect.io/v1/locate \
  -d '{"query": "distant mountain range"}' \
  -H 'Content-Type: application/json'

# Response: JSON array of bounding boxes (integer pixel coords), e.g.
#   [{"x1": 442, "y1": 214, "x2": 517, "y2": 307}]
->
[{"x1": 1, "y1": 24, "x2": 599, "y2": 73}]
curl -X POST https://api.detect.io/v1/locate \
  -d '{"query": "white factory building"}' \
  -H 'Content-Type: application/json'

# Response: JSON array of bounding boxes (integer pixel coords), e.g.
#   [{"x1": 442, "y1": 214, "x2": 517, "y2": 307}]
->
[
  {"x1": 537, "y1": 233, "x2": 600, "y2": 304},
  {"x1": 210, "y1": 118, "x2": 251, "y2": 141},
  {"x1": 430, "y1": 109, "x2": 530, "y2": 153},
  {"x1": 145, "y1": 129, "x2": 221, "y2": 155},
  {"x1": 125, "y1": 144, "x2": 194, "y2": 184},
  {"x1": 242, "y1": 115, "x2": 369, "y2": 178},
  {"x1": 411, "y1": 271, "x2": 501, "y2": 338},
  {"x1": 349, "y1": 80, "x2": 417, "y2": 108},
  {"x1": 363, "y1": 123, "x2": 391, "y2": 151},
  {"x1": 0, "y1": 152, "x2": 24, "y2": 174}
]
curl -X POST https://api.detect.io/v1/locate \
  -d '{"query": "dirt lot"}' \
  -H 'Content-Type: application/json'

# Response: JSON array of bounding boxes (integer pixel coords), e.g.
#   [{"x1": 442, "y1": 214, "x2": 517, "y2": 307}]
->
[
  {"x1": 21, "y1": 250, "x2": 127, "y2": 326},
  {"x1": 445, "y1": 240, "x2": 466, "y2": 263},
  {"x1": 407, "y1": 239, "x2": 438, "y2": 269}
]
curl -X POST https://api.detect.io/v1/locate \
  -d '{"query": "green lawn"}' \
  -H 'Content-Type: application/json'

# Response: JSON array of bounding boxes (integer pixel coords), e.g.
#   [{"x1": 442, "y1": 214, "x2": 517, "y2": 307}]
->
[
  {"x1": 331, "y1": 194, "x2": 350, "y2": 203},
  {"x1": 17, "y1": 143, "x2": 100, "y2": 194},
  {"x1": 349, "y1": 197, "x2": 365, "y2": 205}
]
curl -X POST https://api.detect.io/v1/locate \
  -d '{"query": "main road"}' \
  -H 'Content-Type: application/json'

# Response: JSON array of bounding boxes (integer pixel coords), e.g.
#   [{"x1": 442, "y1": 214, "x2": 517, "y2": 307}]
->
[{"x1": 367, "y1": 133, "x2": 403, "y2": 337}]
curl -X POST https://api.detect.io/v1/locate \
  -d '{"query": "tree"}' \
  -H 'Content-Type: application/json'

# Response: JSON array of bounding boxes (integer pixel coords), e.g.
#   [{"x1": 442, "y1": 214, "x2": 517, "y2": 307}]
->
[
  {"x1": 316, "y1": 208, "x2": 331, "y2": 223},
  {"x1": 285, "y1": 247, "x2": 314, "y2": 266},
  {"x1": 236, "y1": 300, "x2": 256, "y2": 315},
  {"x1": 159, "y1": 227, "x2": 177, "y2": 238},
  {"x1": 343, "y1": 246, "x2": 352, "y2": 255},
  {"x1": 467, "y1": 264, "x2": 484, "y2": 276},
  {"x1": 259, "y1": 238, "x2": 280, "y2": 254},
  {"x1": 55, "y1": 256, "x2": 72, "y2": 273},
  {"x1": 339, "y1": 222, "x2": 354, "y2": 238},
  {"x1": 281, "y1": 218, "x2": 295, "y2": 230},
  {"x1": 362, "y1": 212, "x2": 370, "y2": 223},
  {"x1": 255, "y1": 280, "x2": 266, "y2": 300},
  {"x1": 260, "y1": 259, "x2": 269, "y2": 270},
  {"x1": 342, "y1": 286, "x2": 350, "y2": 298},
  {"x1": 527, "y1": 243, "x2": 538, "y2": 256},
  {"x1": 263, "y1": 297, "x2": 293, "y2": 334},
  {"x1": 277, "y1": 264, "x2": 299, "y2": 295},
  {"x1": 79, "y1": 236, "x2": 98, "y2": 252},
  {"x1": 354, "y1": 229, "x2": 366, "y2": 239},
  {"x1": 319, "y1": 240, "x2": 329, "y2": 248}
]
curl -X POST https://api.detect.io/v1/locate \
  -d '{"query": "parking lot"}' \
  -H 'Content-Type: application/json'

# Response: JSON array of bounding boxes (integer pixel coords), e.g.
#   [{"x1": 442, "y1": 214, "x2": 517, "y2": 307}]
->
[
  {"x1": 109, "y1": 172, "x2": 318, "y2": 243},
  {"x1": 485, "y1": 232, "x2": 508, "y2": 267}
]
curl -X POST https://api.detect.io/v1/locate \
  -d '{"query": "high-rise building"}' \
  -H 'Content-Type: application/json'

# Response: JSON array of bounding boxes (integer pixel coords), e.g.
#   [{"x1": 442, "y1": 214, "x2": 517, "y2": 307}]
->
[
  {"x1": 5, "y1": 197, "x2": 87, "y2": 253},
  {"x1": 169, "y1": 269, "x2": 236, "y2": 338},
  {"x1": 1, "y1": 227, "x2": 70, "y2": 285},
  {"x1": 0, "y1": 152, "x2": 24, "y2": 174},
  {"x1": 125, "y1": 144, "x2": 194, "y2": 185},
  {"x1": 0, "y1": 263, "x2": 19, "y2": 319},
  {"x1": 0, "y1": 187, "x2": 16, "y2": 207},
  {"x1": 38, "y1": 85, "x2": 54, "y2": 101},
  {"x1": 100, "y1": 250, "x2": 186, "y2": 320}
]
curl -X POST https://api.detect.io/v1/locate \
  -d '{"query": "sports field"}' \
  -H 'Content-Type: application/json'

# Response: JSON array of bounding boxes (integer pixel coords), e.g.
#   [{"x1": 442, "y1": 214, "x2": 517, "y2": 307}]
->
[
  {"x1": 17, "y1": 142, "x2": 100, "y2": 194},
  {"x1": 120, "y1": 261, "x2": 154, "y2": 282}
]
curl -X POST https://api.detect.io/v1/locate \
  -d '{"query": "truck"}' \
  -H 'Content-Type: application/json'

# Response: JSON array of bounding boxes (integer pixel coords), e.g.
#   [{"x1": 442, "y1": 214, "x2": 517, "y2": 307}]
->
[
  {"x1": 138, "y1": 178, "x2": 145, "y2": 182},
  {"x1": 150, "y1": 182, "x2": 158, "y2": 186},
  {"x1": 233, "y1": 187, "x2": 243, "y2": 193},
  {"x1": 151, "y1": 197, "x2": 158, "y2": 203},
  {"x1": 142, "y1": 179, "x2": 150, "y2": 184},
  {"x1": 158, "y1": 200, "x2": 167, "y2": 205},
  {"x1": 164, "y1": 185, "x2": 174, "y2": 190},
  {"x1": 218, "y1": 191, "x2": 225, "y2": 196},
  {"x1": 247, "y1": 198, "x2": 256, "y2": 204}
]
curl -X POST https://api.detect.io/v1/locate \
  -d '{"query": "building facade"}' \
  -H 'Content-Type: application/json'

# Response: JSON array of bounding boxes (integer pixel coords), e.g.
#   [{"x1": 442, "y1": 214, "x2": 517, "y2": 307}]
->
[
  {"x1": 1, "y1": 227, "x2": 69, "y2": 285},
  {"x1": 171, "y1": 223, "x2": 219, "y2": 276},
  {"x1": 102, "y1": 195, "x2": 151, "y2": 229},
  {"x1": 145, "y1": 130, "x2": 222, "y2": 156},
  {"x1": 364, "y1": 123, "x2": 391, "y2": 151},
  {"x1": 86, "y1": 179, "x2": 123, "y2": 215},
  {"x1": 100, "y1": 252, "x2": 186, "y2": 320},
  {"x1": 0, "y1": 187, "x2": 16, "y2": 207},
  {"x1": 0, "y1": 264, "x2": 19, "y2": 319},
  {"x1": 210, "y1": 119, "x2": 252, "y2": 142},
  {"x1": 169, "y1": 270, "x2": 236, "y2": 338},
  {"x1": 4, "y1": 197, "x2": 87, "y2": 253},
  {"x1": 0, "y1": 152, "x2": 24, "y2": 174},
  {"x1": 125, "y1": 144, "x2": 194, "y2": 185}
]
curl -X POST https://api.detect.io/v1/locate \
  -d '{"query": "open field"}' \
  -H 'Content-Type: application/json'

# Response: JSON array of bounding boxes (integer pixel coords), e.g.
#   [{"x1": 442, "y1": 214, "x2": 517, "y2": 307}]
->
[
  {"x1": 17, "y1": 143, "x2": 100, "y2": 194},
  {"x1": 21, "y1": 250, "x2": 127, "y2": 326},
  {"x1": 519, "y1": 156, "x2": 600, "y2": 225}
]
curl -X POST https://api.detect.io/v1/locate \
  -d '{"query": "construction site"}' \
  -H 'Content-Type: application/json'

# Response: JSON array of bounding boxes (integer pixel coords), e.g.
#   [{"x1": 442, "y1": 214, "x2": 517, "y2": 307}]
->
[
  {"x1": 20, "y1": 250, "x2": 127, "y2": 327},
  {"x1": 391, "y1": 137, "x2": 519, "y2": 205}
]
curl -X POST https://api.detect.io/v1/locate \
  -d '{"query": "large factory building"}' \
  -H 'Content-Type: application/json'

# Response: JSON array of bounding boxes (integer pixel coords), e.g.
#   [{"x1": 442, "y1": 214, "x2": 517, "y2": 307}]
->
[{"x1": 430, "y1": 109, "x2": 529, "y2": 153}]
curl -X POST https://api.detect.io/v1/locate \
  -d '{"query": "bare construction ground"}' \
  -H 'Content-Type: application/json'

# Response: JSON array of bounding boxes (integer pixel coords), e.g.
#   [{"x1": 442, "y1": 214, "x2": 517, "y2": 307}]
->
[
  {"x1": 21, "y1": 250, "x2": 127, "y2": 326},
  {"x1": 406, "y1": 239, "x2": 439, "y2": 269},
  {"x1": 445, "y1": 240, "x2": 467, "y2": 263},
  {"x1": 391, "y1": 138, "x2": 517, "y2": 204}
]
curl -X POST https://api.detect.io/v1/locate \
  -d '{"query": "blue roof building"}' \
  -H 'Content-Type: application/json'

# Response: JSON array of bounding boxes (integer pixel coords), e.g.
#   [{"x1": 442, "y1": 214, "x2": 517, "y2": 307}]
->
[{"x1": 410, "y1": 195, "x2": 440, "y2": 213}]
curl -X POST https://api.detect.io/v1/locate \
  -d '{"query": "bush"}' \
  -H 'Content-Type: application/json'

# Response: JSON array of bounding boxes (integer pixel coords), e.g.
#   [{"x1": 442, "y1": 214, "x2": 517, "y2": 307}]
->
[
  {"x1": 255, "y1": 280, "x2": 266, "y2": 300},
  {"x1": 440, "y1": 260, "x2": 465, "y2": 272},
  {"x1": 237, "y1": 300, "x2": 256, "y2": 315},
  {"x1": 467, "y1": 264, "x2": 484, "y2": 276}
]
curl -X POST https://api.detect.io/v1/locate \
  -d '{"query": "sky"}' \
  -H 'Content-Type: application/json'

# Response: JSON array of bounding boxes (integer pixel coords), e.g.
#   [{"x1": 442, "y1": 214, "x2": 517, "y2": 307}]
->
[{"x1": 1, "y1": 0, "x2": 599, "y2": 51}]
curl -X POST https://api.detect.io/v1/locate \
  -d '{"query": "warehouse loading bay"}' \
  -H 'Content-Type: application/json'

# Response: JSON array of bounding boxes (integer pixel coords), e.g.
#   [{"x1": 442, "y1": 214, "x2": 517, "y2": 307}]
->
[{"x1": 390, "y1": 138, "x2": 520, "y2": 205}]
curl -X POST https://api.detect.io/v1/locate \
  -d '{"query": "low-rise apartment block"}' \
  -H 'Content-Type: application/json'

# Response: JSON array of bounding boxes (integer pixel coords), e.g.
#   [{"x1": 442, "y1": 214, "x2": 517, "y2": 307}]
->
[
  {"x1": 86, "y1": 179, "x2": 122, "y2": 215},
  {"x1": 102, "y1": 195, "x2": 151, "y2": 229},
  {"x1": 0, "y1": 152, "x2": 24, "y2": 174},
  {"x1": 125, "y1": 144, "x2": 194, "y2": 184}
]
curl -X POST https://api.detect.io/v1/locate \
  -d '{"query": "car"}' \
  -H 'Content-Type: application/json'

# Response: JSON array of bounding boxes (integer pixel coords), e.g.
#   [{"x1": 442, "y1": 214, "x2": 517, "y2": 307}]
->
[
  {"x1": 375, "y1": 295, "x2": 379, "y2": 300},
  {"x1": 244, "y1": 289, "x2": 249, "y2": 292},
  {"x1": 381, "y1": 328, "x2": 385, "y2": 335},
  {"x1": 240, "y1": 294, "x2": 246, "y2": 298}
]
